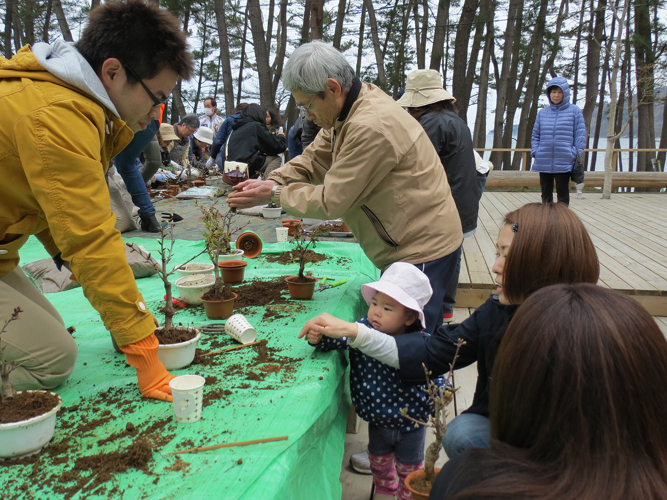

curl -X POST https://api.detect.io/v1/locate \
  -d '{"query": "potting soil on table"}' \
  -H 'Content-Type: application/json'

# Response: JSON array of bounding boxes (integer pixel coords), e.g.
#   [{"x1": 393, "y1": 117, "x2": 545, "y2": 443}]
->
[{"x1": 2, "y1": 237, "x2": 379, "y2": 500}]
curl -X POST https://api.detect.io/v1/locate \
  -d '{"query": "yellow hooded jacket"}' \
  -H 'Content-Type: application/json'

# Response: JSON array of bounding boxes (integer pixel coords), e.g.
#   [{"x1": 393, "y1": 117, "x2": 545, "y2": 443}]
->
[{"x1": 0, "y1": 44, "x2": 155, "y2": 346}]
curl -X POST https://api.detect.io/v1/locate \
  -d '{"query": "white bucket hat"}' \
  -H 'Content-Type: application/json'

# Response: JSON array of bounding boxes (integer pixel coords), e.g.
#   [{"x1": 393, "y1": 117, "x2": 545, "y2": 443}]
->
[
  {"x1": 193, "y1": 126, "x2": 214, "y2": 145},
  {"x1": 396, "y1": 69, "x2": 456, "y2": 108},
  {"x1": 362, "y1": 262, "x2": 433, "y2": 330}
]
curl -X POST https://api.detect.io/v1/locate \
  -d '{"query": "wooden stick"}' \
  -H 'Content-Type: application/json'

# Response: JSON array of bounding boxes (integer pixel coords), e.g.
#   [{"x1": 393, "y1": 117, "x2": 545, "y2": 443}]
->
[
  {"x1": 167, "y1": 436, "x2": 288, "y2": 455},
  {"x1": 197, "y1": 340, "x2": 261, "y2": 358}
]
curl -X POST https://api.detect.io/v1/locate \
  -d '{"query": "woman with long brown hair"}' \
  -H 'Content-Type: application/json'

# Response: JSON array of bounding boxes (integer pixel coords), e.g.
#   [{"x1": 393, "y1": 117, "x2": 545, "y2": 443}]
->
[
  {"x1": 432, "y1": 284, "x2": 667, "y2": 499},
  {"x1": 302, "y1": 202, "x2": 600, "y2": 459}
]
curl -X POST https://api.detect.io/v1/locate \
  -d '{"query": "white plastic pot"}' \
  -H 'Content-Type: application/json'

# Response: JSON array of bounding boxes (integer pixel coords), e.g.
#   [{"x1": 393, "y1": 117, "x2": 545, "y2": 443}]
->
[
  {"x1": 262, "y1": 206, "x2": 282, "y2": 219},
  {"x1": 206, "y1": 176, "x2": 225, "y2": 187},
  {"x1": 174, "y1": 262, "x2": 215, "y2": 278},
  {"x1": 157, "y1": 328, "x2": 201, "y2": 370},
  {"x1": 174, "y1": 274, "x2": 215, "y2": 305},
  {"x1": 0, "y1": 391, "x2": 61, "y2": 459},
  {"x1": 217, "y1": 249, "x2": 245, "y2": 262}
]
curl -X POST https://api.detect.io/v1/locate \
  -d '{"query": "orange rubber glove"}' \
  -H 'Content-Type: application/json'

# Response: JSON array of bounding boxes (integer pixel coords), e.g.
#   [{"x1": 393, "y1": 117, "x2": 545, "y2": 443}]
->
[{"x1": 120, "y1": 333, "x2": 175, "y2": 402}]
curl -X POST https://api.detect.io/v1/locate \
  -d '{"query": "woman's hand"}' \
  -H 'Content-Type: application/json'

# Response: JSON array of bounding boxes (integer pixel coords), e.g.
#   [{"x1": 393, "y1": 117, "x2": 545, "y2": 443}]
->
[{"x1": 299, "y1": 313, "x2": 358, "y2": 341}]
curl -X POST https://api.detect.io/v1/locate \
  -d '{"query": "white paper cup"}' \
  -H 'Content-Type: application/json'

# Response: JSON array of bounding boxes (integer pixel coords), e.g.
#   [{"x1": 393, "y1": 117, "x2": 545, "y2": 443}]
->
[
  {"x1": 275, "y1": 227, "x2": 289, "y2": 242},
  {"x1": 169, "y1": 375, "x2": 205, "y2": 424},
  {"x1": 225, "y1": 314, "x2": 257, "y2": 344}
]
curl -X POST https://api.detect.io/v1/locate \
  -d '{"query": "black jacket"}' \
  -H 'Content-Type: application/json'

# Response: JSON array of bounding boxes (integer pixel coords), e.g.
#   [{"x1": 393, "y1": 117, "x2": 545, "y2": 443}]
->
[
  {"x1": 395, "y1": 295, "x2": 516, "y2": 416},
  {"x1": 226, "y1": 116, "x2": 287, "y2": 175},
  {"x1": 418, "y1": 110, "x2": 479, "y2": 234}
]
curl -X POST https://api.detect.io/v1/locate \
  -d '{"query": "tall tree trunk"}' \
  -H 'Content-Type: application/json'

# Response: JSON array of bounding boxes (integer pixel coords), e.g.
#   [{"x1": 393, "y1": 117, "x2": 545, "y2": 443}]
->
[
  {"x1": 300, "y1": 0, "x2": 312, "y2": 44},
  {"x1": 91, "y1": 0, "x2": 101, "y2": 9},
  {"x1": 634, "y1": 0, "x2": 656, "y2": 172},
  {"x1": 363, "y1": 0, "x2": 386, "y2": 86},
  {"x1": 582, "y1": 0, "x2": 606, "y2": 142},
  {"x1": 23, "y1": 0, "x2": 36, "y2": 46},
  {"x1": 626, "y1": 9, "x2": 634, "y2": 172},
  {"x1": 4, "y1": 0, "x2": 14, "y2": 57},
  {"x1": 603, "y1": 0, "x2": 631, "y2": 198},
  {"x1": 310, "y1": 0, "x2": 325, "y2": 40},
  {"x1": 591, "y1": 13, "x2": 617, "y2": 174},
  {"x1": 213, "y1": 0, "x2": 235, "y2": 115},
  {"x1": 11, "y1": 0, "x2": 22, "y2": 51},
  {"x1": 271, "y1": 0, "x2": 288, "y2": 95},
  {"x1": 510, "y1": 0, "x2": 549, "y2": 171},
  {"x1": 413, "y1": 0, "x2": 427, "y2": 68},
  {"x1": 571, "y1": 0, "x2": 588, "y2": 104},
  {"x1": 489, "y1": 0, "x2": 523, "y2": 170},
  {"x1": 473, "y1": 0, "x2": 495, "y2": 148},
  {"x1": 333, "y1": 0, "x2": 347, "y2": 49},
  {"x1": 451, "y1": 0, "x2": 481, "y2": 121},
  {"x1": 42, "y1": 0, "x2": 53, "y2": 42},
  {"x1": 237, "y1": 3, "x2": 249, "y2": 107},
  {"x1": 429, "y1": 0, "x2": 450, "y2": 70},
  {"x1": 52, "y1": 0, "x2": 73, "y2": 42},
  {"x1": 356, "y1": 2, "x2": 367, "y2": 75},
  {"x1": 265, "y1": 0, "x2": 275, "y2": 45},
  {"x1": 248, "y1": 0, "x2": 274, "y2": 108}
]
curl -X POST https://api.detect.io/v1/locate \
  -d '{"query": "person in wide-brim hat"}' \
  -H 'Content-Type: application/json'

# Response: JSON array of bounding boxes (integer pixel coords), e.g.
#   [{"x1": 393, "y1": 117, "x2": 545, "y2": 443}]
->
[{"x1": 396, "y1": 69, "x2": 456, "y2": 108}]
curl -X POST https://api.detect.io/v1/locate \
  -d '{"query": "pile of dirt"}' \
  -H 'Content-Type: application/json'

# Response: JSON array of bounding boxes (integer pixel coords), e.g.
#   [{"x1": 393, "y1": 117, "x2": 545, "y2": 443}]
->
[
  {"x1": 233, "y1": 278, "x2": 289, "y2": 308},
  {"x1": 0, "y1": 391, "x2": 60, "y2": 424},
  {"x1": 265, "y1": 249, "x2": 327, "y2": 265},
  {"x1": 155, "y1": 327, "x2": 198, "y2": 344}
]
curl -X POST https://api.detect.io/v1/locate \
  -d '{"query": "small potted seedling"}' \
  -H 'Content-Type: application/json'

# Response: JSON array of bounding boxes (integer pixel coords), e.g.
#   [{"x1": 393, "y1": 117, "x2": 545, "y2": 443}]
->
[
  {"x1": 0, "y1": 307, "x2": 62, "y2": 459},
  {"x1": 129, "y1": 223, "x2": 204, "y2": 370},
  {"x1": 284, "y1": 222, "x2": 323, "y2": 300},
  {"x1": 199, "y1": 202, "x2": 248, "y2": 318},
  {"x1": 262, "y1": 202, "x2": 282, "y2": 219},
  {"x1": 401, "y1": 339, "x2": 465, "y2": 500}
]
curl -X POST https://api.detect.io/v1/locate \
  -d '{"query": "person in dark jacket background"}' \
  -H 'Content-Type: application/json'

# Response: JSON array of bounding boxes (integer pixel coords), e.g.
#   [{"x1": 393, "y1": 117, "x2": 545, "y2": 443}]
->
[
  {"x1": 211, "y1": 103, "x2": 247, "y2": 171},
  {"x1": 397, "y1": 69, "x2": 479, "y2": 322},
  {"x1": 531, "y1": 76, "x2": 586, "y2": 205},
  {"x1": 225, "y1": 103, "x2": 287, "y2": 177}
]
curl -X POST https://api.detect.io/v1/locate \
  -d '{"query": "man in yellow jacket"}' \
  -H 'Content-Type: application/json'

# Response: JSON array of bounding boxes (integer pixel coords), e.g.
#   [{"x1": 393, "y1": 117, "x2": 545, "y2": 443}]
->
[{"x1": 0, "y1": 0, "x2": 193, "y2": 401}]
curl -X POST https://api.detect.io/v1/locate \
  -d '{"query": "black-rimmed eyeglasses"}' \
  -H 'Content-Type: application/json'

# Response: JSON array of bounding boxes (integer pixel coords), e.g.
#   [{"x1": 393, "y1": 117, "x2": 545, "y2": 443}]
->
[{"x1": 124, "y1": 65, "x2": 169, "y2": 108}]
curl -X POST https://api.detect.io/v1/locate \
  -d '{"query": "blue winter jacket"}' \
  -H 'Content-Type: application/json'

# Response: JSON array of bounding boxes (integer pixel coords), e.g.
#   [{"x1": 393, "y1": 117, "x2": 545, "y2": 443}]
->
[{"x1": 531, "y1": 77, "x2": 586, "y2": 174}]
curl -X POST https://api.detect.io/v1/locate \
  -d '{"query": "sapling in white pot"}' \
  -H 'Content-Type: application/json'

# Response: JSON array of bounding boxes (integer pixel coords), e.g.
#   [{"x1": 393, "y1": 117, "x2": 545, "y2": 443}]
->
[{"x1": 0, "y1": 307, "x2": 22, "y2": 401}]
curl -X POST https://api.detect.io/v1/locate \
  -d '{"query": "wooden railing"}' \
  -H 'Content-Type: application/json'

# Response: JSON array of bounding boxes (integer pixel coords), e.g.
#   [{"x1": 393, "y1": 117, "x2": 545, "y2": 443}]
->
[
  {"x1": 477, "y1": 148, "x2": 667, "y2": 172},
  {"x1": 477, "y1": 148, "x2": 667, "y2": 189}
]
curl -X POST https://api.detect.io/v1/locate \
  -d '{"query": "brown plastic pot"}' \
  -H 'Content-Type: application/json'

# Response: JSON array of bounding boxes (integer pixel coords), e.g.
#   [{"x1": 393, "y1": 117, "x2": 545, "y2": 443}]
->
[
  {"x1": 217, "y1": 260, "x2": 247, "y2": 284},
  {"x1": 193, "y1": 180, "x2": 205, "y2": 187},
  {"x1": 236, "y1": 231, "x2": 263, "y2": 259},
  {"x1": 404, "y1": 468, "x2": 441, "y2": 500},
  {"x1": 281, "y1": 219, "x2": 301, "y2": 236},
  {"x1": 166, "y1": 185, "x2": 180, "y2": 197},
  {"x1": 201, "y1": 292, "x2": 238, "y2": 319},
  {"x1": 285, "y1": 275, "x2": 317, "y2": 300}
]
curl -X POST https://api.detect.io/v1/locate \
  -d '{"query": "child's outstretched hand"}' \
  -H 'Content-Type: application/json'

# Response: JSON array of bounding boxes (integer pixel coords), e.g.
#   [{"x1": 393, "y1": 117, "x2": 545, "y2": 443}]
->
[{"x1": 299, "y1": 313, "x2": 358, "y2": 341}]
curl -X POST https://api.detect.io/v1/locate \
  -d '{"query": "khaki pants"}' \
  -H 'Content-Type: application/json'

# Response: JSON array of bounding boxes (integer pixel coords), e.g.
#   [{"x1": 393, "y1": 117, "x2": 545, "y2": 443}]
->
[
  {"x1": 0, "y1": 267, "x2": 77, "y2": 391},
  {"x1": 259, "y1": 155, "x2": 283, "y2": 177}
]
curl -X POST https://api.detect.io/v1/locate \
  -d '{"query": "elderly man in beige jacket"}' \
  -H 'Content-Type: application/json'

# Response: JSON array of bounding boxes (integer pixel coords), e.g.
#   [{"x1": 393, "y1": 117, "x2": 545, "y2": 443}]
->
[{"x1": 228, "y1": 40, "x2": 463, "y2": 334}]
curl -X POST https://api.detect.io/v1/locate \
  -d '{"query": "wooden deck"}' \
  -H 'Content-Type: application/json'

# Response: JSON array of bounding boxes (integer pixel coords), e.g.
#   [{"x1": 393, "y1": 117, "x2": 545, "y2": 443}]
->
[{"x1": 457, "y1": 192, "x2": 667, "y2": 316}]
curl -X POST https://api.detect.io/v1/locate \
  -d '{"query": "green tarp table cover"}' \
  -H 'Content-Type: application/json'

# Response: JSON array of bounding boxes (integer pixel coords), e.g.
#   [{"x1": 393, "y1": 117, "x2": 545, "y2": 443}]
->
[{"x1": 2, "y1": 237, "x2": 379, "y2": 499}]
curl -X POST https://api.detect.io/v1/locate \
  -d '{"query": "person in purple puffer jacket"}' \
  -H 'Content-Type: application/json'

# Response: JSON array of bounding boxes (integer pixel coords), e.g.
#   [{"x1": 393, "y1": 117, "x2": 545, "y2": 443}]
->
[{"x1": 531, "y1": 76, "x2": 586, "y2": 205}]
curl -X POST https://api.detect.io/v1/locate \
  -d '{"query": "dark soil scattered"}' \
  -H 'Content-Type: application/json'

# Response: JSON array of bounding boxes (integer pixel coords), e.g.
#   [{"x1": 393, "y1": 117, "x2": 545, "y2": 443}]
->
[
  {"x1": 233, "y1": 278, "x2": 289, "y2": 308},
  {"x1": 258, "y1": 364, "x2": 281, "y2": 374},
  {"x1": 155, "y1": 327, "x2": 197, "y2": 345},
  {"x1": 265, "y1": 249, "x2": 327, "y2": 265},
  {"x1": 317, "y1": 222, "x2": 346, "y2": 232},
  {"x1": 0, "y1": 391, "x2": 60, "y2": 424},
  {"x1": 164, "y1": 457, "x2": 191, "y2": 473}
]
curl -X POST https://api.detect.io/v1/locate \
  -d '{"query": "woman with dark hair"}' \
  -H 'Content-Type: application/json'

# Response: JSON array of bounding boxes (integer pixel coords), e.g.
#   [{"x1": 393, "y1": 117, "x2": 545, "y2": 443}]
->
[
  {"x1": 224, "y1": 103, "x2": 287, "y2": 178},
  {"x1": 302, "y1": 202, "x2": 600, "y2": 459},
  {"x1": 432, "y1": 284, "x2": 667, "y2": 499},
  {"x1": 265, "y1": 107, "x2": 282, "y2": 132},
  {"x1": 397, "y1": 69, "x2": 479, "y2": 322}
]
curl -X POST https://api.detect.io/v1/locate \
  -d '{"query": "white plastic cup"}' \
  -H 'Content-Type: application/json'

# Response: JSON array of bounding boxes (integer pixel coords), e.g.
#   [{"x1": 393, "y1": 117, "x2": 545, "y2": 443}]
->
[
  {"x1": 169, "y1": 375, "x2": 206, "y2": 424},
  {"x1": 275, "y1": 227, "x2": 289, "y2": 242},
  {"x1": 225, "y1": 314, "x2": 258, "y2": 344}
]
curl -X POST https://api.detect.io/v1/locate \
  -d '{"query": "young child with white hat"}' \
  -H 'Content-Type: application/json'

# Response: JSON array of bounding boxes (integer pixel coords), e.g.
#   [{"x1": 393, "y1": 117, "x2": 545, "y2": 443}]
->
[{"x1": 299, "y1": 262, "x2": 445, "y2": 500}]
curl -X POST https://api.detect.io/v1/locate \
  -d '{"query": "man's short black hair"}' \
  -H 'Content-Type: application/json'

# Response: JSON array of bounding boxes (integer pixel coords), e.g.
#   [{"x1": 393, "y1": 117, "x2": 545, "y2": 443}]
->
[
  {"x1": 204, "y1": 97, "x2": 217, "y2": 108},
  {"x1": 76, "y1": 0, "x2": 194, "y2": 83}
]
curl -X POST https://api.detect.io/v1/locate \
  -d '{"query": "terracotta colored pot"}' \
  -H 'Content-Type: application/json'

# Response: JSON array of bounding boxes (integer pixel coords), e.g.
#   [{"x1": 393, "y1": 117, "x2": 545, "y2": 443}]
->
[
  {"x1": 201, "y1": 292, "x2": 238, "y2": 320},
  {"x1": 342, "y1": 221, "x2": 350, "y2": 232},
  {"x1": 285, "y1": 275, "x2": 317, "y2": 300},
  {"x1": 218, "y1": 260, "x2": 247, "y2": 284},
  {"x1": 167, "y1": 185, "x2": 180, "y2": 196},
  {"x1": 236, "y1": 231, "x2": 263, "y2": 259},
  {"x1": 193, "y1": 180, "x2": 205, "y2": 187},
  {"x1": 281, "y1": 219, "x2": 301, "y2": 236},
  {"x1": 404, "y1": 468, "x2": 441, "y2": 500}
]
